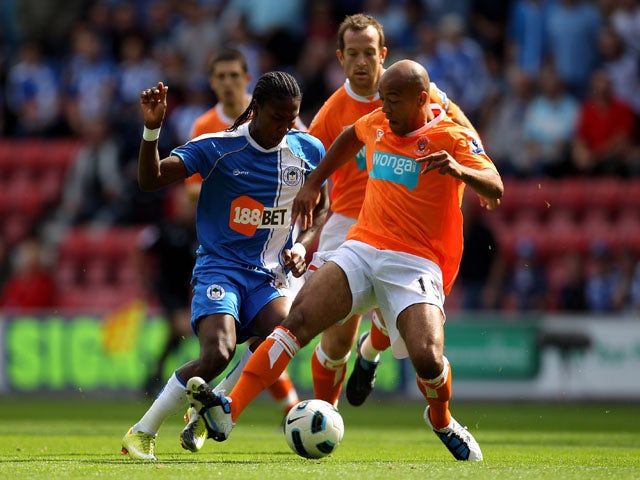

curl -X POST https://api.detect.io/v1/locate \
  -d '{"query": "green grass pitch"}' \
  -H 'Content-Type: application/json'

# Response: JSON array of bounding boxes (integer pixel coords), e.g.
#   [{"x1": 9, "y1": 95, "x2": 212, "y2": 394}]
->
[{"x1": 0, "y1": 395, "x2": 639, "y2": 479}]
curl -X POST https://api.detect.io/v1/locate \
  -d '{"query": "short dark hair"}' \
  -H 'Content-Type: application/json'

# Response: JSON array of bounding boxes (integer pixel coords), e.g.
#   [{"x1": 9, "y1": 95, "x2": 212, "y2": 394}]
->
[
  {"x1": 229, "y1": 71, "x2": 302, "y2": 130},
  {"x1": 208, "y1": 48, "x2": 248, "y2": 75},
  {"x1": 337, "y1": 13, "x2": 385, "y2": 52}
]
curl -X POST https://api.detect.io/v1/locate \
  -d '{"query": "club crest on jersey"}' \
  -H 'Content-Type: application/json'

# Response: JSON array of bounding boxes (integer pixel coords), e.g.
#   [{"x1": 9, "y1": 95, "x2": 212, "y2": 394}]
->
[
  {"x1": 207, "y1": 284, "x2": 225, "y2": 301},
  {"x1": 414, "y1": 136, "x2": 430, "y2": 156},
  {"x1": 468, "y1": 137, "x2": 485, "y2": 155},
  {"x1": 282, "y1": 166, "x2": 302, "y2": 186},
  {"x1": 376, "y1": 128, "x2": 384, "y2": 142}
]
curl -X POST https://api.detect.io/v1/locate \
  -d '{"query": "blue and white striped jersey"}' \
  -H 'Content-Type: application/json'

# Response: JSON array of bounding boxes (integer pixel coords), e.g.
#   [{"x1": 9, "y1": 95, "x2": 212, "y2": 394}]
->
[{"x1": 172, "y1": 123, "x2": 325, "y2": 281}]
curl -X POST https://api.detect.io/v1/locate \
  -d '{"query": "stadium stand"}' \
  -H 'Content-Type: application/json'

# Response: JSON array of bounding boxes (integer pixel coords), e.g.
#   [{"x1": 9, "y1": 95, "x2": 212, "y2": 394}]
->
[
  {"x1": 0, "y1": 139, "x2": 81, "y2": 247},
  {"x1": 54, "y1": 225, "x2": 144, "y2": 310}
]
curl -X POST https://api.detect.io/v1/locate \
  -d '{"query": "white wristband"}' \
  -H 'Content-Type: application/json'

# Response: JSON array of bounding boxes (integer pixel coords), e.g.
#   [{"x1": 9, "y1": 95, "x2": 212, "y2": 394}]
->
[
  {"x1": 291, "y1": 242, "x2": 306, "y2": 258},
  {"x1": 142, "y1": 126, "x2": 161, "y2": 141}
]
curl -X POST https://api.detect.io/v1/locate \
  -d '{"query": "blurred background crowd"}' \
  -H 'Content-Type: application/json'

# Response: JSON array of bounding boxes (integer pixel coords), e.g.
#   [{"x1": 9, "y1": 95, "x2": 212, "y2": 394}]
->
[{"x1": 0, "y1": 0, "x2": 639, "y2": 316}]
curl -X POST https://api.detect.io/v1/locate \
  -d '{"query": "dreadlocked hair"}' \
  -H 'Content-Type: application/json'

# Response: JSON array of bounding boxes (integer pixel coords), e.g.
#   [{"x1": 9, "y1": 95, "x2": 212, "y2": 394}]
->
[{"x1": 228, "y1": 71, "x2": 302, "y2": 131}]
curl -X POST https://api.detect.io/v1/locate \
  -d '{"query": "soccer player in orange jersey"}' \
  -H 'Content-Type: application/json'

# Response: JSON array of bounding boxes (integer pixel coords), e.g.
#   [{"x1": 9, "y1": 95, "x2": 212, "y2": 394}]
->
[
  {"x1": 184, "y1": 49, "x2": 252, "y2": 200},
  {"x1": 307, "y1": 14, "x2": 477, "y2": 408},
  {"x1": 186, "y1": 59, "x2": 503, "y2": 461}
]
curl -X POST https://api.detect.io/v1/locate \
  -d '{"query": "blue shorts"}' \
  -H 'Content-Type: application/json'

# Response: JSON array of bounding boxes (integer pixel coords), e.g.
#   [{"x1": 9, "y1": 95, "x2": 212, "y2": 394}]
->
[{"x1": 190, "y1": 262, "x2": 290, "y2": 344}]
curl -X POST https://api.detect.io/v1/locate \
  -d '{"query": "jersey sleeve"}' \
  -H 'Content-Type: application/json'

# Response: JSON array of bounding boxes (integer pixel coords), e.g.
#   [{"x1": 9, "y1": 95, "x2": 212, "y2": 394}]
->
[
  {"x1": 308, "y1": 107, "x2": 333, "y2": 150},
  {"x1": 353, "y1": 108, "x2": 378, "y2": 143},
  {"x1": 171, "y1": 139, "x2": 216, "y2": 178},
  {"x1": 451, "y1": 128, "x2": 497, "y2": 171}
]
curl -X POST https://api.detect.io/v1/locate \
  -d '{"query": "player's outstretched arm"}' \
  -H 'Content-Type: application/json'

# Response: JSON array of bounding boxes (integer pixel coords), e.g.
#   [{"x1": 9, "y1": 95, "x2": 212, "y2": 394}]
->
[{"x1": 138, "y1": 82, "x2": 187, "y2": 191}]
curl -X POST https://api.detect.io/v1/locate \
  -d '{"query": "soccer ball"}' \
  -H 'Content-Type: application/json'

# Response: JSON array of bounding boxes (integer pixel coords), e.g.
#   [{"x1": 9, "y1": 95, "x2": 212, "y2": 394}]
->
[{"x1": 283, "y1": 399, "x2": 344, "y2": 459}]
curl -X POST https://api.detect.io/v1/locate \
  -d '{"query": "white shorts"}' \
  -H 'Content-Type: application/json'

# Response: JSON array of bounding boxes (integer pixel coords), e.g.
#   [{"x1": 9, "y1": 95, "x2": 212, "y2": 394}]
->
[
  {"x1": 328, "y1": 240, "x2": 446, "y2": 359},
  {"x1": 316, "y1": 212, "x2": 356, "y2": 252}
]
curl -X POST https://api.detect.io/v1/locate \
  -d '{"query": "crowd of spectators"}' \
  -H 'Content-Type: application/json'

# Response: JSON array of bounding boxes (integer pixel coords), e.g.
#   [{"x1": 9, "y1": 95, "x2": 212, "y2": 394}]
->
[{"x1": 1, "y1": 0, "x2": 639, "y2": 315}]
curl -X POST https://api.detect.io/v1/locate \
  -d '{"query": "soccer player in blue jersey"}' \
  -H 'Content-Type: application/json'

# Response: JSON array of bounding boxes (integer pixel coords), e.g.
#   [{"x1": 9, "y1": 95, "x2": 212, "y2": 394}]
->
[{"x1": 121, "y1": 71, "x2": 329, "y2": 461}]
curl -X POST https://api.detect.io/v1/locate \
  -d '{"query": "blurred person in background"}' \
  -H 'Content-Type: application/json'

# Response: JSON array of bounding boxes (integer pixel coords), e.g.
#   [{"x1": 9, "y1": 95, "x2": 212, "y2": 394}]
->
[
  {"x1": 505, "y1": 0, "x2": 551, "y2": 78},
  {"x1": 363, "y1": 0, "x2": 412, "y2": 50},
  {"x1": 219, "y1": 0, "x2": 305, "y2": 68},
  {"x1": 164, "y1": 80, "x2": 210, "y2": 145},
  {"x1": 545, "y1": 0, "x2": 602, "y2": 99},
  {"x1": 630, "y1": 254, "x2": 640, "y2": 314},
  {"x1": 609, "y1": 0, "x2": 640, "y2": 58},
  {"x1": 47, "y1": 116, "x2": 127, "y2": 238},
  {"x1": 597, "y1": 24, "x2": 640, "y2": 119},
  {"x1": 557, "y1": 252, "x2": 588, "y2": 312},
  {"x1": 481, "y1": 65, "x2": 535, "y2": 177},
  {"x1": 428, "y1": 13, "x2": 489, "y2": 124},
  {"x1": 168, "y1": 0, "x2": 222, "y2": 88},
  {"x1": 509, "y1": 239, "x2": 548, "y2": 311},
  {"x1": 0, "y1": 236, "x2": 55, "y2": 310},
  {"x1": 571, "y1": 68, "x2": 637, "y2": 176},
  {"x1": 468, "y1": 0, "x2": 511, "y2": 64},
  {"x1": 520, "y1": 66, "x2": 579, "y2": 177},
  {"x1": 457, "y1": 192, "x2": 504, "y2": 310},
  {"x1": 137, "y1": 184, "x2": 198, "y2": 396},
  {"x1": 14, "y1": 0, "x2": 85, "y2": 54},
  {"x1": 60, "y1": 22, "x2": 117, "y2": 135},
  {"x1": 114, "y1": 33, "x2": 164, "y2": 158},
  {"x1": 585, "y1": 241, "x2": 624, "y2": 312},
  {"x1": 5, "y1": 40, "x2": 64, "y2": 136}
]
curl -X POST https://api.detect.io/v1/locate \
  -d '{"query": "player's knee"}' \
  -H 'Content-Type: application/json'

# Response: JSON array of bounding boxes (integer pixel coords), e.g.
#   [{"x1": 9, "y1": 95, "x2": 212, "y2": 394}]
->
[
  {"x1": 197, "y1": 344, "x2": 236, "y2": 379},
  {"x1": 282, "y1": 307, "x2": 318, "y2": 348},
  {"x1": 320, "y1": 327, "x2": 354, "y2": 358},
  {"x1": 412, "y1": 346, "x2": 444, "y2": 379}
]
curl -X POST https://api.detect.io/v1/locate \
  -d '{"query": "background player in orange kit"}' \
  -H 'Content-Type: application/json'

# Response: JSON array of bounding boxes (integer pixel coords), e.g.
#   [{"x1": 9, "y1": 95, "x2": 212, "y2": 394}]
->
[
  {"x1": 307, "y1": 13, "x2": 478, "y2": 408},
  {"x1": 187, "y1": 59, "x2": 503, "y2": 462},
  {"x1": 184, "y1": 48, "x2": 252, "y2": 201}
]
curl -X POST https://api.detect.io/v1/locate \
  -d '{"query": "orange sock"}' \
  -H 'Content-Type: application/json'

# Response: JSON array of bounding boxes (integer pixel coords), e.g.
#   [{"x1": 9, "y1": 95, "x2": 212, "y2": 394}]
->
[
  {"x1": 416, "y1": 356, "x2": 452, "y2": 430},
  {"x1": 370, "y1": 314, "x2": 390, "y2": 351},
  {"x1": 267, "y1": 370, "x2": 299, "y2": 414},
  {"x1": 311, "y1": 343, "x2": 348, "y2": 406},
  {"x1": 229, "y1": 326, "x2": 299, "y2": 421}
]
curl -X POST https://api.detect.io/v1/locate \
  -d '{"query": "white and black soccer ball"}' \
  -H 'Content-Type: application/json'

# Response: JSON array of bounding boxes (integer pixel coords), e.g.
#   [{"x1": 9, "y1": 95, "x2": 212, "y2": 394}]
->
[{"x1": 283, "y1": 399, "x2": 344, "y2": 459}]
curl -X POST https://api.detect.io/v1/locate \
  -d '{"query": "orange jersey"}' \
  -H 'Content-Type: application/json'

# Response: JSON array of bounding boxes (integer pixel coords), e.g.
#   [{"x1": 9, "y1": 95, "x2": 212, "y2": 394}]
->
[
  {"x1": 191, "y1": 103, "x2": 235, "y2": 138},
  {"x1": 309, "y1": 80, "x2": 381, "y2": 219},
  {"x1": 186, "y1": 105, "x2": 235, "y2": 185},
  {"x1": 309, "y1": 80, "x2": 463, "y2": 219},
  {"x1": 348, "y1": 107, "x2": 497, "y2": 295}
]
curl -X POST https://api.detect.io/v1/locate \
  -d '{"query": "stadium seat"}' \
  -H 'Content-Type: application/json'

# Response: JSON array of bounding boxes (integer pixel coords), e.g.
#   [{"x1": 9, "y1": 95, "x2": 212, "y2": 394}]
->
[
  {"x1": 54, "y1": 226, "x2": 146, "y2": 309},
  {"x1": 615, "y1": 210, "x2": 640, "y2": 252},
  {"x1": 544, "y1": 208, "x2": 587, "y2": 256},
  {"x1": 500, "y1": 178, "x2": 555, "y2": 221},
  {"x1": 582, "y1": 177, "x2": 623, "y2": 215},
  {"x1": 554, "y1": 177, "x2": 588, "y2": 214}
]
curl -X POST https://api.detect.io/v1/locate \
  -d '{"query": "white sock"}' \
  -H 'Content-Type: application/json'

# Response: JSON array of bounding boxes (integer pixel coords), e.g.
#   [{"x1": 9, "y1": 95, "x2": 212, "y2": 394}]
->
[
  {"x1": 213, "y1": 347, "x2": 252, "y2": 394},
  {"x1": 134, "y1": 372, "x2": 187, "y2": 436},
  {"x1": 315, "y1": 342, "x2": 350, "y2": 370},
  {"x1": 360, "y1": 333, "x2": 380, "y2": 363}
]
